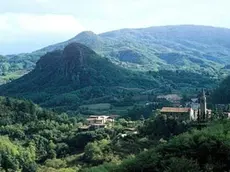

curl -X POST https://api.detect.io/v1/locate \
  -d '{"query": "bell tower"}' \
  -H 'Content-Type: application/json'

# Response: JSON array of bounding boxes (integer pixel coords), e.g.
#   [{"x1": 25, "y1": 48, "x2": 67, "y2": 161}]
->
[{"x1": 199, "y1": 89, "x2": 207, "y2": 122}]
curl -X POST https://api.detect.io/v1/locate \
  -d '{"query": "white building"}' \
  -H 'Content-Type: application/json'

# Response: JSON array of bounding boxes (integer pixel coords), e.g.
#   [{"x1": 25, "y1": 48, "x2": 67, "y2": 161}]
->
[{"x1": 86, "y1": 115, "x2": 114, "y2": 128}]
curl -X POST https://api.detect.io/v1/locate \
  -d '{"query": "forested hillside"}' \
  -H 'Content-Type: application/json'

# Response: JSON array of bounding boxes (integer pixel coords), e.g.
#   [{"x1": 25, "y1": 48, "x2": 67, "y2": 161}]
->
[
  {"x1": 37, "y1": 25, "x2": 230, "y2": 74},
  {"x1": 212, "y1": 75, "x2": 230, "y2": 104},
  {"x1": 1, "y1": 25, "x2": 230, "y2": 84},
  {"x1": 86, "y1": 120, "x2": 230, "y2": 172},
  {"x1": 2, "y1": 96, "x2": 230, "y2": 172},
  {"x1": 0, "y1": 43, "x2": 216, "y2": 111},
  {"x1": 0, "y1": 96, "x2": 126, "y2": 171},
  {"x1": 0, "y1": 96, "x2": 83, "y2": 171},
  {"x1": 0, "y1": 96, "x2": 189, "y2": 171},
  {"x1": 1, "y1": 25, "x2": 230, "y2": 172}
]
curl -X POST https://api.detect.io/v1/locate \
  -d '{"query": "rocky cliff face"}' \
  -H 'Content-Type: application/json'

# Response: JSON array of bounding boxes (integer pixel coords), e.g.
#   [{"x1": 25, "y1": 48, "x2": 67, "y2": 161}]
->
[
  {"x1": 0, "y1": 42, "x2": 215, "y2": 109},
  {"x1": 35, "y1": 43, "x2": 97, "y2": 79},
  {"x1": 62, "y1": 43, "x2": 91, "y2": 76},
  {"x1": 0, "y1": 43, "x2": 133, "y2": 95}
]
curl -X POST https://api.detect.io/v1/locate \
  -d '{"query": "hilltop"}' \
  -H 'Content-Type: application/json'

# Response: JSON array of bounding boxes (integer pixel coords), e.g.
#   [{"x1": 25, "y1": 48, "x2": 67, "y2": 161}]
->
[
  {"x1": 0, "y1": 43, "x2": 157, "y2": 110},
  {"x1": 1, "y1": 25, "x2": 230, "y2": 84},
  {"x1": 35, "y1": 25, "x2": 230, "y2": 74},
  {"x1": 0, "y1": 43, "x2": 215, "y2": 111}
]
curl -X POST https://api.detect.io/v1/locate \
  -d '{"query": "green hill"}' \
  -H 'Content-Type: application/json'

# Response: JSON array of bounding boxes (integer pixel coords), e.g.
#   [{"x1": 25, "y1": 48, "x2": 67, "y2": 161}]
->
[
  {"x1": 2, "y1": 25, "x2": 230, "y2": 85},
  {"x1": 85, "y1": 120, "x2": 230, "y2": 172},
  {"x1": 212, "y1": 75, "x2": 230, "y2": 104},
  {"x1": 35, "y1": 25, "x2": 230, "y2": 74},
  {"x1": 0, "y1": 96, "x2": 114, "y2": 171},
  {"x1": 0, "y1": 43, "x2": 216, "y2": 111},
  {"x1": 0, "y1": 43, "x2": 157, "y2": 110}
]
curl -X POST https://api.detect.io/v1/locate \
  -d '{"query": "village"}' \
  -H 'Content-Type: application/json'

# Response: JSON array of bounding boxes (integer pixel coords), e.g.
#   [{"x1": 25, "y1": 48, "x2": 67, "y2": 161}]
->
[{"x1": 79, "y1": 89, "x2": 230, "y2": 133}]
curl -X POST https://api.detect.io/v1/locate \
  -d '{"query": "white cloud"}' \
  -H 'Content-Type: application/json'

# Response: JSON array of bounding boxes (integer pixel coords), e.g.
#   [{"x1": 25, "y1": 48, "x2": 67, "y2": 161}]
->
[
  {"x1": 0, "y1": 13, "x2": 85, "y2": 54},
  {"x1": 1, "y1": 0, "x2": 230, "y2": 54},
  {"x1": 35, "y1": 0, "x2": 49, "y2": 3},
  {"x1": 0, "y1": 13, "x2": 84, "y2": 34},
  {"x1": 0, "y1": 15, "x2": 9, "y2": 31}
]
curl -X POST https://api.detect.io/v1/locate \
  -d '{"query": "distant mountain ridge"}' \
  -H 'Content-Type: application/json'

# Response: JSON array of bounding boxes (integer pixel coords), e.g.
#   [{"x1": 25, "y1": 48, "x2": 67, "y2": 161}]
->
[
  {"x1": 0, "y1": 43, "x2": 157, "y2": 108},
  {"x1": 2, "y1": 25, "x2": 230, "y2": 81},
  {"x1": 1, "y1": 25, "x2": 230, "y2": 87},
  {"x1": 0, "y1": 43, "x2": 215, "y2": 110},
  {"x1": 0, "y1": 43, "x2": 138, "y2": 93}
]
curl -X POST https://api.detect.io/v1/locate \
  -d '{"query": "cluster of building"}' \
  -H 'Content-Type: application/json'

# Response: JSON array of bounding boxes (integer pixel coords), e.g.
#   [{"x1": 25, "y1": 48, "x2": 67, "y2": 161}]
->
[
  {"x1": 80, "y1": 90, "x2": 214, "y2": 131},
  {"x1": 160, "y1": 90, "x2": 211, "y2": 122},
  {"x1": 80, "y1": 115, "x2": 116, "y2": 130}
]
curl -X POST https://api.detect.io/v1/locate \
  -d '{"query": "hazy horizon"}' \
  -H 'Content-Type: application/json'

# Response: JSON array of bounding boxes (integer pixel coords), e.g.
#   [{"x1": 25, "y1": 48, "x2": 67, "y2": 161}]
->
[{"x1": 1, "y1": 0, "x2": 230, "y2": 54}]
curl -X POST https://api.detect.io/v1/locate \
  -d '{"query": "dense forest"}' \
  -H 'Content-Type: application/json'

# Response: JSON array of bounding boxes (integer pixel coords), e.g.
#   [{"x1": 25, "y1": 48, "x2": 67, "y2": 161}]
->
[
  {"x1": 1, "y1": 25, "x2": 230, "y2": 86},
  {"x1": 211, "y1": 75, "x2": 230, "y2": 104},
  {"x1": 1, "y1": 96, "x2": 230, "y2": 172},
  {"x1": 0, "y1": 43, "x2": 217, "y2": 113},
  {"x1": 0, "y1": 96, "x2": 184, "y2": 171},
  {"x1": 87, "y1": 120, "x2": 230, "y2": 172},
  {"x1": 2, "y1": 25, "x2": 230, "y2": 172}
]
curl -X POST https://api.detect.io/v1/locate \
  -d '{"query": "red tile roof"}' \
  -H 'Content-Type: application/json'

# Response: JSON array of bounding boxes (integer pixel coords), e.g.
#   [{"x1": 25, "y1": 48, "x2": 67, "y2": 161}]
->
[
  {"x1": 87, "y1": 118, "x2": 103, "y2": 121},
  {"x1": 160, "y1": 107, "x2": 191, "y2": 113}
]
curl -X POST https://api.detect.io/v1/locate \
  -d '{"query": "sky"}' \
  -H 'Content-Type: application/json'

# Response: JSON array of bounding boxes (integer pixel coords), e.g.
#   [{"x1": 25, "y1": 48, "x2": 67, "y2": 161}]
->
[{"x1": 0, "y1": 0, "x2": 230, "y2": 54}]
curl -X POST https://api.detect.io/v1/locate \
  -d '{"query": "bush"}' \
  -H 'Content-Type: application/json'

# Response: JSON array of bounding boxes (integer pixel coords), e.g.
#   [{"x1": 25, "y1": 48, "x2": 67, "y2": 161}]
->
[{"x1": 45, "y1": 158, "x2": 67, "y2": 169}]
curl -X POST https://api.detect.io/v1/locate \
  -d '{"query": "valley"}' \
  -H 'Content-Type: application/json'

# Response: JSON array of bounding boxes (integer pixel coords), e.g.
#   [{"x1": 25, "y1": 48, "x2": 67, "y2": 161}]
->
[
  {"x1": 2, "y1": 25, "x2": 230, "y2": 172},
  {"x1": 1, "y1": 25, "x2": 230, "y2": 85},
  {"x1": 0, "y1": 42, "x2": 216, "y2": 113}
]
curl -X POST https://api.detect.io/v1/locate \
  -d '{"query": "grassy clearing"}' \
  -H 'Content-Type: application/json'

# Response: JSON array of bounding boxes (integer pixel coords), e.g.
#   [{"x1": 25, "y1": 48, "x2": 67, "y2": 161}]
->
[{"x1": 0, "y1": 70, "x2": 29, "y2": 84}]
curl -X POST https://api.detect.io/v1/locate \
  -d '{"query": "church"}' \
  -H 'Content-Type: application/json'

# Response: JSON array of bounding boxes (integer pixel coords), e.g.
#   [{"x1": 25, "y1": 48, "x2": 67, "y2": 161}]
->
[
  {"x1": 197, "y1": 89, "x2": 212, "y2": 121},
  {"x1": 160, "y1": 90, "x2": 211, "y2": 122}
]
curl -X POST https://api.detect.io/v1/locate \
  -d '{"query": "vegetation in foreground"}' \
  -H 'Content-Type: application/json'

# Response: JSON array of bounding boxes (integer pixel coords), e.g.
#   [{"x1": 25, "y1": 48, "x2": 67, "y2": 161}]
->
[
  {"x1": 92, "y1": 120, "x2": 230, "y2": 172},
  {"x1": 1, "y1": 96, "x2": 230, "y2": 172},
  {"x1": 1, "y1": 24, "x2": 230, "y2": 172}
]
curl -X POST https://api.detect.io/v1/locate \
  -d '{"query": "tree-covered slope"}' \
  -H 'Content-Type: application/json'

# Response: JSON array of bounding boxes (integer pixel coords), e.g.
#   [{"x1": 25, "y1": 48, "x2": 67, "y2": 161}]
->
[
  {"x1": 84, "y1": 120, "x2": 230, "y2": 172},
  {"x1": 34, "y1": 25, "x2": 230, "y2": 73},
  {"x1": 0, "y1": 43, "x2": 156, "y2": 109},
  {"x1": 212, "y1": 75, "x2": 230, "y2": 104},
  {"x1": 2, "y1": 25, "x2": 230, "y2": 85},
  {"x1": 2, "y1": 95, "x2": 230, "y2": 172},
  {"x1": 0, "y1": 43, "x2": 216, "y2": 110},
  {"x1": 0, "y1": 96, "x2": 116, "y2": 171}
]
